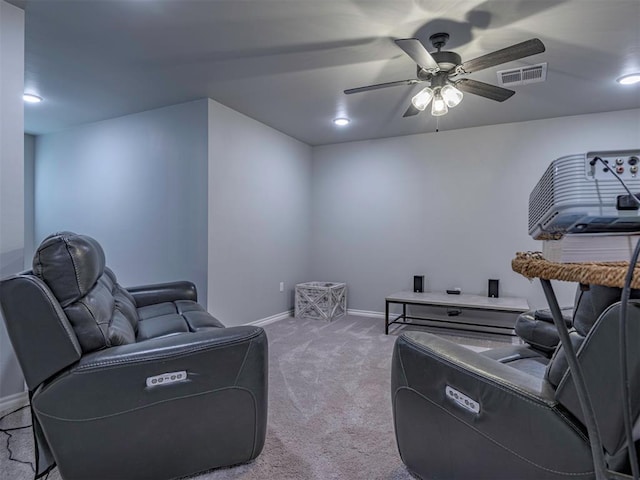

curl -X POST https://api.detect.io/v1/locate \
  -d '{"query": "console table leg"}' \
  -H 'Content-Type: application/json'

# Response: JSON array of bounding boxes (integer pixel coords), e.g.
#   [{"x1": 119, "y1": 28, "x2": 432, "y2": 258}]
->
[{"x1": 385, "y1": 301, "x2": 389, "y2": 335}]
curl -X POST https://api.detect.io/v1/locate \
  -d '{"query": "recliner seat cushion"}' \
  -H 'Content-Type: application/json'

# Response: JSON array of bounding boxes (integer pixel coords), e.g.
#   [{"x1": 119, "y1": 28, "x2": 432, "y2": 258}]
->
[
  {"x1": 136, "y1": 300, "x2": 224, "y2": 341},
  {"x1": 33, "y1": 232, "x2": 138, "y2": 353}
]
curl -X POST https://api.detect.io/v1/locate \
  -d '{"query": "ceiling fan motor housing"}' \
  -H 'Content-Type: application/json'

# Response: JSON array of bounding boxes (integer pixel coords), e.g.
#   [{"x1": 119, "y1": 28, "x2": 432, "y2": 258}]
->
[
  {"x1": 432, "y1": 51, "x2": 461, "y2": 72},
  {"x1": 417, "y1": 51, "x2": 461, "y2": 78}
]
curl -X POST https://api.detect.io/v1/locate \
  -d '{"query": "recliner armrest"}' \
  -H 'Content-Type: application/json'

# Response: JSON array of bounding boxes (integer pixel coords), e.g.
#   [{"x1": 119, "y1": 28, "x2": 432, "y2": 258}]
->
[
  {"x1": 31, "y1": 325, "x2": 268, "y2": 480},
  {"x1": 33, "y1": 326, "x2": 267, "y2": 421},
  {"x1": 78, "y1": 325, "x2": 262, "y2": 368},
  {"x1": 394, "y1": 331, "x2": 554, "y2": 401},
  {"x1": 392, "y1": 331, "x2": 593, "y2": 479},
  {"x1": 127, "y1": 280, "x2": 198, "y2": 306}
]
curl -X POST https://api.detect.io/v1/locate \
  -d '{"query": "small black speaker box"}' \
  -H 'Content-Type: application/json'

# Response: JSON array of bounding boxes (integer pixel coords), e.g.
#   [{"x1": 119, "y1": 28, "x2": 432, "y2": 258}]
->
[
  {"x1": 488, "y1": 279, "x2": 499, "y2": 298},
  {"x1": 414, "y1": 275, "x2": 425, "y2": 293}
]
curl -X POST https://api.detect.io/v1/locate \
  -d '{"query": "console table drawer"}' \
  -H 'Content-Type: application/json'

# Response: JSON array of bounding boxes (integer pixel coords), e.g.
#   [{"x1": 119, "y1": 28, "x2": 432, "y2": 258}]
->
[{"x1": 408, "y1": 304, "x2": 519, "y2": 329}]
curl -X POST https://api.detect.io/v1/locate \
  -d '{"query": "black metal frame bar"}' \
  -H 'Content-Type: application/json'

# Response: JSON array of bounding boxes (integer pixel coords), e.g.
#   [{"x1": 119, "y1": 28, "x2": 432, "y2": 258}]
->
[{"x1": 384, "y1": 298, "x2": 517, "y2": 336}]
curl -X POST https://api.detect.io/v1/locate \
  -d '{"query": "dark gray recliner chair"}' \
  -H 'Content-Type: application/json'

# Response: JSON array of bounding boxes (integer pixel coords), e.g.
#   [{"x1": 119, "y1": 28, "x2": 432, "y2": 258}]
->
[
  {"x1": 515, "y1": 303, "x2": 574, "y2": 356},
  {"x1": 0, "y1": 232, "x2": 268, "y2": 480},
  {"x1": 392, "y1": 285, "x2": 640, "y2": 479}
]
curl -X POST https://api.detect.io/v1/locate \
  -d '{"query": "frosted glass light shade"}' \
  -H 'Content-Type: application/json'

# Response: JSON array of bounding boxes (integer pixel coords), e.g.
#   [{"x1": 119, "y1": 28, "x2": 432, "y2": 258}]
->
[
  {"x1": 441, "y1": 84, "x2": 463, "y2": 107},
  {"x1": 411, "y1": 87, "x2": 434, "y2": 111},
  {"x1": 431, "y1": 94, "x2": 448, "y2": 116}
]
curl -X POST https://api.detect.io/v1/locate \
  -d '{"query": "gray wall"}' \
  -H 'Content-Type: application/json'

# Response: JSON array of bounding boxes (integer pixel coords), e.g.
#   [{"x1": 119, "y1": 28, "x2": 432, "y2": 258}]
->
[
  {"x1": 35, "y1": 99, "x2": 209, "y2": 300},
  {"x1": 0, "y1": 0, "x2": 26, "y2": 400},
  {"x1": 24, "y1": 134, "x2": 35, "y2": 266},
  {"x1": 311, "y1": 109, "x2": 640, "y2": 313},
  {"x1": 207, "y1": 99, "x2": 312, "y2": 325}
]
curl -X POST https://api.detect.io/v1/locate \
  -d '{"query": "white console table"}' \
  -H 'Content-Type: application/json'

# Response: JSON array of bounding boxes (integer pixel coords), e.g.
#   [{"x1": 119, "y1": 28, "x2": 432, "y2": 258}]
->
[{"x1": 385, "y1": 291, "x2": 529, "y2": 335}]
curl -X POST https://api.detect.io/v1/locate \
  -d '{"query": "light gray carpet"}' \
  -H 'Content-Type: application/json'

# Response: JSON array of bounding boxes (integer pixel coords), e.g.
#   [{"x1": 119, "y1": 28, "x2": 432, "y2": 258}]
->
[{"x1": 0, "y1": 315, "x2": 511, "y2": 480}]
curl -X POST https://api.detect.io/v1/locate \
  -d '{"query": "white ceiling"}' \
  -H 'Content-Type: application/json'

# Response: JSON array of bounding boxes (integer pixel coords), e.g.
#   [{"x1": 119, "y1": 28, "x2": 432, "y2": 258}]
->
[{"x1": 14, "y1": 0, "x2": 640, "y2": 146}]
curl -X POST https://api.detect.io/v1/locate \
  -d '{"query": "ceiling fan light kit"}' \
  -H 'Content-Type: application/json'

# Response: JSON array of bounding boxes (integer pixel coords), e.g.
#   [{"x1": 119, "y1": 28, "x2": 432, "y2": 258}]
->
[
  {"x1": 431, "y1": 93, "x2": 448, "y2": 116},
  {"x1": 441, "y1": 84, "x2": 464, "y2": 108},
  {"x1": 411, "y1": 83, "x2": 463, "y2": 114},
  {"x1": 345, "y1": 32, "x2": 546, "y2": 119},
  {"x1": 411, "y1": 87, "x2": 434, "y2": 111}
]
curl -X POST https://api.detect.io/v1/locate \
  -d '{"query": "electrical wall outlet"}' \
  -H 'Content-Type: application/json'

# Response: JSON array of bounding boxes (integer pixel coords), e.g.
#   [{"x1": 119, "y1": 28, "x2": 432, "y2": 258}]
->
[{"x1": 279, "y1": 282, "x2": 284, "y2": 292}]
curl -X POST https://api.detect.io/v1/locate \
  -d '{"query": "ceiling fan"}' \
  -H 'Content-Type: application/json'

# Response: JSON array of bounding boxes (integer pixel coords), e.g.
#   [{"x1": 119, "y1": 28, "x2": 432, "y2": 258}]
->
[{"x1": 344, "y1": 33, "x2": 545, "y2": 117}]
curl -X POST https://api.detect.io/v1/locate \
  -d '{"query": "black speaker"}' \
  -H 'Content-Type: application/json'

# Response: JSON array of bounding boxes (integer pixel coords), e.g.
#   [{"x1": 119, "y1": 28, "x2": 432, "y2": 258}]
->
[
  {"x1": 488, "y1": 279, "x2": 499, "y2": 298},
  {"x1": 414, "y1": 275, "x2": 424, "y2": 293}
]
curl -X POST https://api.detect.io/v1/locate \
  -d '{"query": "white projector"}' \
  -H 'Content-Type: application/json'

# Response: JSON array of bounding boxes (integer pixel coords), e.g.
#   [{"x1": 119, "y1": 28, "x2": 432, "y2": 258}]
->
[{"x1": 529, "y1": 149, "x2": 640, "y2": 240}]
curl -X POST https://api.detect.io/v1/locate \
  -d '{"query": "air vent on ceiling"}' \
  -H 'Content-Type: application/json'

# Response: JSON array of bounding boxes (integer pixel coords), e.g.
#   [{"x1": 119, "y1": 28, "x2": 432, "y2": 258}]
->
[{"x1": 497, "y1": 62, "x2": 547, "y2": 86}]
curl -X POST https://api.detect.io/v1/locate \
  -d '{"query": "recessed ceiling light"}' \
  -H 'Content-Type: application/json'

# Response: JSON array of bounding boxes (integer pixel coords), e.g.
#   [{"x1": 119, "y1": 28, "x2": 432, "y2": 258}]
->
[
  {"x1": 617, "y1": 73, "x2": 640, "y2": 85},
  {"x1": 333, "y1": 117, "x2": 350, "y2": 126},
  {"x1": 23, "y1": 93, "x2": 43, "y2": 103}
]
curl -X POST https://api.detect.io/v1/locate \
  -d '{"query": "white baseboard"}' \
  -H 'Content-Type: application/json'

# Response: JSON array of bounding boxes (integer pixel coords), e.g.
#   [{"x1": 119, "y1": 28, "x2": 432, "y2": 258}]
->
[
  {"x1": 0, "y1": 390, "x2": 28, "y2": 413},
  {"x1": 248, "y1": 308, "x2": 389, "y2": 325},
  {"x1": 347, "y1": 309, "x2": 386, "y2": 319},
  {"x1": 247, "y1": 310, "x2": 293, "y2": 327}
]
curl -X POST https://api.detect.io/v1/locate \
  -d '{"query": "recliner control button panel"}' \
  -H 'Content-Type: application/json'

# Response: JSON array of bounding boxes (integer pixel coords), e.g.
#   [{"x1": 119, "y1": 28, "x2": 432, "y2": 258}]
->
[
  {"x1": 445, "y1": 385, "x2": 480, "y2": 414},
  {"x1": 146, "y1": 370, "x2": 187, "y2": 387}
]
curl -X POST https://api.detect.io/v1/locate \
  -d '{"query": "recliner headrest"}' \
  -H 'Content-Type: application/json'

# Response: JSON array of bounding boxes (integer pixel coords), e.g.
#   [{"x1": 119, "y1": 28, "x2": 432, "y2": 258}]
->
[
  {"x1": 573, "y1": 285, "x2": 640, "y2": 336},
  {"x1": 33, "y1": 232, "x2": 106, "y2": 307}
]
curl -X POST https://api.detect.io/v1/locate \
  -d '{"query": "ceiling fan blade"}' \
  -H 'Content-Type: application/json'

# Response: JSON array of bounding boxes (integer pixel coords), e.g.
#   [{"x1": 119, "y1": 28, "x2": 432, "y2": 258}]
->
[
  {"x1": 455, "y1": 78, "x2": 515, "y2": 102},
  {"x1": 344, "y1": 79, "x2": 420, "y2": 95},
  {"x1": 394, "y1": 38, "x2": 440, "y2": 72},
  {"x1": 403, "y1": 104, "x2": 421, "y2": 117},
  {"x1": 459, "y1": 38, "x2": 545, "y2": 74}
]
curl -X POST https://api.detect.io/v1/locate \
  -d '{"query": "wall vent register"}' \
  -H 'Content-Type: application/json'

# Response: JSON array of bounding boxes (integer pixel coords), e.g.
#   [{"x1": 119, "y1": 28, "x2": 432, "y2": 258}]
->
[{"x1": 497, "y1": 62, "x2": 547, "y2": 86}]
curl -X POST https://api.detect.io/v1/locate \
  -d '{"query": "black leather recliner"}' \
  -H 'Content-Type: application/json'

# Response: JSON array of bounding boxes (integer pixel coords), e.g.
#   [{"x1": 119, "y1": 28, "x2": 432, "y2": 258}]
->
[
  {"x1": 0, "y1": 232, "x2": 268, "y2": 480},
  {"x1": 392, "y1": 285, "x2": 640, "y2": 479}
]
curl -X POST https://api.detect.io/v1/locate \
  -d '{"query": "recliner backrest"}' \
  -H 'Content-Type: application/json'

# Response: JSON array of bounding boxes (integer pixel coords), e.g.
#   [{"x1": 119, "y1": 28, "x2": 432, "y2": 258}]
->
[
  {"x1": 547, "y1": 285, "x2": 640, "y2": 460},
  {"x1": 546, "y1": 285, "x2": 640, "y2": 386},
  {"x1": 32, "y1": 232, "x2": 139, "y2": 353},
  {"x1": 0, "y1": 232, "x2": 146, "y2": 389},
  {"x1": 572, "y1": 285, "x2": 630, "y2": 336},
  {"x1": 555, "y1": 301, "x2": 640, "y2": 459},
  {"x1": 0, "y1": 273, "x2": 82, "y2": 390}
]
